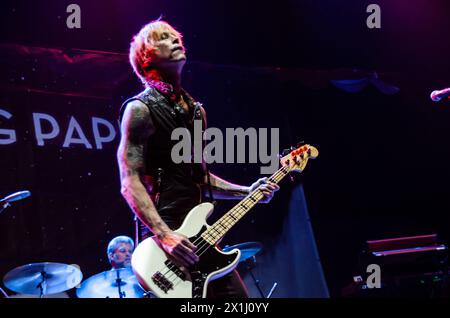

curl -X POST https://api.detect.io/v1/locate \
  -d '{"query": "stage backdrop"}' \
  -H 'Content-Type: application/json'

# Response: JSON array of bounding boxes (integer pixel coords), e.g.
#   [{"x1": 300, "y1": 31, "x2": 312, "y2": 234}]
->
[{"x1": 0, "y1": 44, "x2": 329, "y2": 298}]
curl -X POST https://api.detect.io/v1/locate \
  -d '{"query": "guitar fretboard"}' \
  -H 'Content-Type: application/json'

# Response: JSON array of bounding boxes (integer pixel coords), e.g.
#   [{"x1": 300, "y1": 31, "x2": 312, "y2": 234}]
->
[{"x1": 201, "y1": 165, "x2": 290, "y2": 245}]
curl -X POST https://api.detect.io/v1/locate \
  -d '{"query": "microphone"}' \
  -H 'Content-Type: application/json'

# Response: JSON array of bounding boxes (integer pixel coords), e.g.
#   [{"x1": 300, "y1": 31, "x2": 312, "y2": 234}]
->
[
  {"x1": 430, "y1": 87, "x2": 450, "y2": 102},
  {"x1": 0, "y1": 190, "x2": 31, "y2": 203}
]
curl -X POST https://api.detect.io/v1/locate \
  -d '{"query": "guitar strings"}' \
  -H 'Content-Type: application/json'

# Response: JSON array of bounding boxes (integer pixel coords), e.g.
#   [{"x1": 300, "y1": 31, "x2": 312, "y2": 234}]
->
[
  {"x1": 155, "y1": 165, "x2": 289, "y2": 288},
  {"x1": 164, "y1": 167, "x2": 287, "y2": 288},
  {"x1": 157, "y1": 189, "x2": 269, "y2": 287},
  {"x1": 193, "y1": 165, "x2": 288, "y2": 252},
  {"x1": 160, "y1": 189, "x2": 270, "y2": 288}
]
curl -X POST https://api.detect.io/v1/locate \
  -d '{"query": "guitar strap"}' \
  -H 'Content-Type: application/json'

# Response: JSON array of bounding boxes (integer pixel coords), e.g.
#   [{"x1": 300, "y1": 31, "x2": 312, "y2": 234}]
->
[{"x1": 193, "y1": 102, "x2": 216, "y2": 206}]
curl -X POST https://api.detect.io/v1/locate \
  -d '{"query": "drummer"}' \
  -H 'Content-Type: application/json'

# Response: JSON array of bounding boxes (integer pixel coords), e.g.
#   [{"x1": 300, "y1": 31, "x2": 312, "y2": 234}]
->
[{"x1": 107, "y1": 236, "x2": 135, "y2": 269}]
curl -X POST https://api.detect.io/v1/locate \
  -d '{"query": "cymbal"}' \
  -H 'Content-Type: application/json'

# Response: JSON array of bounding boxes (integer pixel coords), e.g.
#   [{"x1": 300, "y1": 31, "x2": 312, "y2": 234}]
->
[
  {"x1": 76, "y1": 267, "x2": 145, "y2": 298},
  {"x1": 3, "y1": 262, "x2": 82, "y2": 296},
  {"x1": 222, "y1": 241, "x2": 263, "y2": 263},
  {"x1": 8, "y1": 292, "x2": 69, "y2": 298}
]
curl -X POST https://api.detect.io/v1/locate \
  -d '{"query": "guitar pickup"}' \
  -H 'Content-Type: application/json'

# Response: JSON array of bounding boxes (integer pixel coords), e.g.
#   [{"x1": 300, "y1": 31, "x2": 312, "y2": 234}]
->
[{"x1": 164, "y1": 260, "x2": 187, "y2": 280}]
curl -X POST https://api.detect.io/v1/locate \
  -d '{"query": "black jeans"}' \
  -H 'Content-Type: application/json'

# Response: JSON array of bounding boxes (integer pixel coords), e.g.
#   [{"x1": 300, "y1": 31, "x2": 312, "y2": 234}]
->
[{"x1": 207, "y1": 269, "x2": 249, "y2": 298}]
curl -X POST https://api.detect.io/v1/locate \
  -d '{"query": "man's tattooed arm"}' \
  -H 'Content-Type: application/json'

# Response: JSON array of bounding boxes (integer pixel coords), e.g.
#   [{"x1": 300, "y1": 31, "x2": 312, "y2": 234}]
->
[
  {"x1": 117, "y1": 100, "x2": 172, "y2": 237},
  {"x1": 202, "y1": 173, "x2": 251, "y2": 200}
]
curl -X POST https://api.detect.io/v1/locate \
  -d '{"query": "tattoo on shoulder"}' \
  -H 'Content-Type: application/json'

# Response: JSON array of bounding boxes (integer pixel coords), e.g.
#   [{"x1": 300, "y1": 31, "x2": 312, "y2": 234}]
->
[
  {"x1": 123, "y1": 101, "x2": 154, "y2": 142},
  {"x1": 118, "y1": 100, "x2": 154, "y2": 178}
]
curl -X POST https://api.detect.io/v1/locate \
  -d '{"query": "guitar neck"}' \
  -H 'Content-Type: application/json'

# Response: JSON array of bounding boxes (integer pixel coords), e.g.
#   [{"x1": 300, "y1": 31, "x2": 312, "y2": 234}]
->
[{"x1": 201, "y1": 165, "x2": 290, "y2": 245}]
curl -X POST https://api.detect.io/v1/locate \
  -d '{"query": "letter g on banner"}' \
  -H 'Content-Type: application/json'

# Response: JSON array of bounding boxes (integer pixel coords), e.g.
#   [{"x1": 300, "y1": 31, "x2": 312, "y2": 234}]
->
[{"x1": 0, "y1": 109, "x2": 17, "y2": 145}]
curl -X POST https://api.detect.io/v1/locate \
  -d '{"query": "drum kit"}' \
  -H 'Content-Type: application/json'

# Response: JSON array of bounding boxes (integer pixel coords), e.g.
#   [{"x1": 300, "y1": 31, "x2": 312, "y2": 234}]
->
[
  {"x1": 1, "y1": 190, "x2": 274, "y2": 298},
  {"x1": 2, "y1": 242, "x2": 268, "y2": 298},
  {"x1": 2, "y1": 262, "x2": 149, "y2": 298}
]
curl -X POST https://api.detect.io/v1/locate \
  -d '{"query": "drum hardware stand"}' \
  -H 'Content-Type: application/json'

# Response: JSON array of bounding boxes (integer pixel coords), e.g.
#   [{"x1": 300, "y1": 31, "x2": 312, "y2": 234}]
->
[
  {"x1": 0, "y1": 202, "x2": 11, "y2": 215},
  {"x1": 0, "y1": 287, "x2": 9, "y2": 298},
  {"x1": 37, "y1": 271, "x2": 48, "y2": 298},
  {"x1": 115, "y1": 270, "x2": 126, "y2": 298},
  {"x1": 245, "y1": 256, "x2": 265, "y2": 298},
  {"x1": 266, "y1": 282, "x2": 278, "y2": 298},
  {"x1": 116, "y1": 271, "x2": 125, "y2": 298},
  {"x1": 245, "y1": 256, "x2": 278, "y2": 298},
  {"x1": 143, "y1": 291, "x2": 154, "y2": 298}
]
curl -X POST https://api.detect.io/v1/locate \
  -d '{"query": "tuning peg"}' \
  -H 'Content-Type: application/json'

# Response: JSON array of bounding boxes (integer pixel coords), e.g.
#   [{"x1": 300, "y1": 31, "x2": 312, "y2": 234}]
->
[
  {"x1": 296, "y1": 141, "x2": 305, "y2": 148},
  {"x1": 281, "y1": 148, "x2": 291, "y2": 156}
]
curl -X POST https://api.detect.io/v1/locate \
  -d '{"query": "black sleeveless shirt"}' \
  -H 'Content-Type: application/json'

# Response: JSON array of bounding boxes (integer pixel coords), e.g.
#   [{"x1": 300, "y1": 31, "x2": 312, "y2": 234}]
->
[{"x1": 119, "y1": 85, "x2": 206, "y2": 239}]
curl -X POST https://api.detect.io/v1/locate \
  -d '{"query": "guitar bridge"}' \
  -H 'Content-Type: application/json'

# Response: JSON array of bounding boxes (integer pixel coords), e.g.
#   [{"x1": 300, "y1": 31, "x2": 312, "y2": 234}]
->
[{"x1": 151, "y1": 271, "x2": 174, "y2": 293}]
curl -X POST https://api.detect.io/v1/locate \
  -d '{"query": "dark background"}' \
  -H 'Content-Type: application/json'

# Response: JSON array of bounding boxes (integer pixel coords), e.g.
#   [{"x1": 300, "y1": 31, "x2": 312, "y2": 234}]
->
[{"x1": 1, "y1": 0, "x2": 450, "y2": 297}]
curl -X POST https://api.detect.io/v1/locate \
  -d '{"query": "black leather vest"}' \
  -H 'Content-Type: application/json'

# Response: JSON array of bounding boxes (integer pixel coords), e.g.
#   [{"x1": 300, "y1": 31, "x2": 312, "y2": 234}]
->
[{"x1": 119, "y1": 86, "x2": 206, "y2": 238}]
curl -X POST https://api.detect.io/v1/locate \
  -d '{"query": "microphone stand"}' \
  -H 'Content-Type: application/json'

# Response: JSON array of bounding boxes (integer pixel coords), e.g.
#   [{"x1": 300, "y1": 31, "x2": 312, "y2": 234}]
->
[{"x1": 0, "y1": 202, "x2": 11, "y2": 215}]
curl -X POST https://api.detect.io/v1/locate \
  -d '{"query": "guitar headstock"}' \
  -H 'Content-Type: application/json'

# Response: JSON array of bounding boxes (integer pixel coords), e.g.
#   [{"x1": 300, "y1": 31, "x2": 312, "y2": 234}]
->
[{"x1": 280, "y1": 144, "x2": 319, "y2": 173}]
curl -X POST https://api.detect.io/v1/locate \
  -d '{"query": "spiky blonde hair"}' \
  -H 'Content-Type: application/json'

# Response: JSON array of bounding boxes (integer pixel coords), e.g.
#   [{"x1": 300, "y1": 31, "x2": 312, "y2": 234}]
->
[{"x1": 129, "y1": 19, "x2": 183, "y2": 84}]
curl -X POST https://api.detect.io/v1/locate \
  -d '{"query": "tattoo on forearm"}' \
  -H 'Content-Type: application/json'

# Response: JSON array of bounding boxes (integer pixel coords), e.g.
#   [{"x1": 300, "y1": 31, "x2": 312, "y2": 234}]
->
[
  {"x1": 122, "y1": 144, "x2": 145, "y2": 177},
  {"x1": 203, "y1": 174, "x2": 249, "y2": 198}
]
